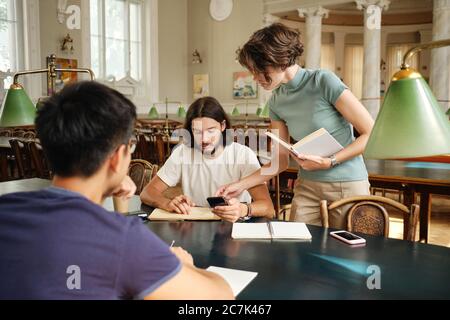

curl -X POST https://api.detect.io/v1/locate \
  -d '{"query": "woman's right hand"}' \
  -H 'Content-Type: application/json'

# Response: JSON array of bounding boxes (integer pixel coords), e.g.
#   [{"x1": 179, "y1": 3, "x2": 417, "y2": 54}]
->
[
  {"x1": 216, "y1": 182, "x2": 245, "y2": 199},
  {"x1": 166, "y1": 195, "x2": 196, "y2": 215}
]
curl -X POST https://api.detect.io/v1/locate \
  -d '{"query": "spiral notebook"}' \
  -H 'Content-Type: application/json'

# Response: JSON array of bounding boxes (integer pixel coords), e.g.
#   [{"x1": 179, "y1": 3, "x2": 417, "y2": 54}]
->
[{"x1": 231, "y1": 222, "x2": 312, "y2": 240}]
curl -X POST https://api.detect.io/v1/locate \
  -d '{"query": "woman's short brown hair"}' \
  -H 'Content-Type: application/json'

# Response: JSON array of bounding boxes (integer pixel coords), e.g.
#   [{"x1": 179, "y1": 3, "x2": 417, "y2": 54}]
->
[{"x1": 239, "y1": 23, "x2": 303, "y2": 83}]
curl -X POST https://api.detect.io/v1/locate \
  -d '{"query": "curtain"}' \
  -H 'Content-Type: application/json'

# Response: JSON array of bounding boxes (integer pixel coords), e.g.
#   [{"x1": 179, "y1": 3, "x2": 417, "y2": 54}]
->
[
  {"x1": 386, "y1": 44, "x2": 420, "y2": 86},
  {"x1": 320, "y1": 44, "x2": 336, "y2": 72},
  {"x1": 344, "y1": 45, "x2": 364, "y2": 100}
]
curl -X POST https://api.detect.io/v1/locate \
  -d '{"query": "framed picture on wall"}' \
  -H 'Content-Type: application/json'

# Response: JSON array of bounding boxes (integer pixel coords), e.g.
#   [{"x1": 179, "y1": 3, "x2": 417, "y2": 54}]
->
[
  {"x1": 193, "y1": 74, "x2": 210, "y2": 99},
  {"x1": 47, "y1": 57, "x2": 78, "y2": 95},
  {"x1": 233, "y1": 71, "x2": 258, "y2": 99}
]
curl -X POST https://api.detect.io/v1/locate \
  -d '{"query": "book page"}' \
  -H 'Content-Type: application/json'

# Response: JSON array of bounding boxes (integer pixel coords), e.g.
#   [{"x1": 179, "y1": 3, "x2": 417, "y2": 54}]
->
[
  {"x1": 270, "y1": 222, "x2": 312, "y2": 240},
  {"x1": 265, "y1": 132, "x2": 295, "y2": 153},
  {"x1": 149, "y1": 207, "x2": 221, "y2": 221},
  {"x1": 231, "y1": 223, "x2": 271, "y2": 239},
  {"x1": 293, "y1": 128, "x2": 327, "y2": 147},
  {"x1": 206, "y1": 266, "x2": 258, "y2": 297},
  {"x1": 292, "y1": 128, "x2": 343, "y2": 158}
]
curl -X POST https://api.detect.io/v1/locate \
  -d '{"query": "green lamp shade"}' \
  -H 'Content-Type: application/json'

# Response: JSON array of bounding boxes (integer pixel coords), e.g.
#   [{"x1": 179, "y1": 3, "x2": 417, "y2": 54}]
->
[
  {"x1": 0, "y1": 85, "x2": 36, "y2": 127},
  {"x1": 148, "y1": 105, "x2": 159, "y2": 119},
  {"x1": 177, "y1": 105, "x2": 186, "y2": 118},
  {"x1": 364, "y1": 69, "x2": 450, "y2": 159},
  {"x1": 231, "y1": 106, "x2": 240, "y2": 116},
  {"x1": 256, "y1": 106, "x2": 263, "y2": 116},
  {"x1": 259, "y1": 103, "x2": 270, "y2": 118}
]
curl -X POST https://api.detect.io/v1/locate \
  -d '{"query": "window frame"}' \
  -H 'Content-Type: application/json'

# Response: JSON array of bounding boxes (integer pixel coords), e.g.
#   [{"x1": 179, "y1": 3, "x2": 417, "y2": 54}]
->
[
  {"x1": 82, "y1": 0, "x2": 159, "y2": 104},
  {"x1": 0, "y1": 0, "x2": 41, "y2": 101}
]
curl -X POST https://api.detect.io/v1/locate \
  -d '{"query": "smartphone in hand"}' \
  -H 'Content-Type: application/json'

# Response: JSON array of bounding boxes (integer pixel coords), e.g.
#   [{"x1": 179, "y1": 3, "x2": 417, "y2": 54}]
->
[
  {"x1": 206, "y1": 196, "x2": 229, "y2": 208},
  {"x1": 330, "y1": 230, "x2": 366, "y2": 245}
]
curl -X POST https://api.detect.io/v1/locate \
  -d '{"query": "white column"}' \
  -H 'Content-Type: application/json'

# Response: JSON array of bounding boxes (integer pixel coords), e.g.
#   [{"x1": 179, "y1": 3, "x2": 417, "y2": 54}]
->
[
  {"x1": 298, "y1": 6, "x2": 329, "y2": 70},
  {"x1": 333, "y1": 31, "x2": 346, "y2": 79},
  {"x1": 430, "y1": 0, "x2": 450, "y2": 112},
  {"x1": 356, "y1": 0, "x2": 390, "y2": 119},
  {"x1": 259, "y1": 14, "x2": 281, "y2": 106},
  {"x1": 419, "y1": 29, "x2": 432, "y2": 81},
  {"x1": 380, "y1": 31, "x2": 388, "y2": 93}
]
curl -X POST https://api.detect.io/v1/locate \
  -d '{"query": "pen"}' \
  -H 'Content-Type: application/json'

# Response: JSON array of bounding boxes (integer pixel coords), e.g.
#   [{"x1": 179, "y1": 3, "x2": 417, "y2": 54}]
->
[{"x1": 170, "y1": 240, "x2": 175, "y2": 247}]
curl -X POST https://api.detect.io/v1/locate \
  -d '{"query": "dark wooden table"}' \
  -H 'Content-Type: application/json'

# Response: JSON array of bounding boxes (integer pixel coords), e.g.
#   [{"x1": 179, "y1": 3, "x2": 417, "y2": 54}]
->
[
  {"x1": 283, "y1": 159, "x2": 450, "y2": 243},
  {"x1": 0, "y1": 178, "x2": 144, "y2": 212},
  {"x1": 365, "y1": 160, "x2": 450, "y2": 243},
  {"x1": 2, "y1": 179, "x2": 450, "y2": 299},
  {"x1": 147, "y1": 220, "x2": 450, "y2": 299}
]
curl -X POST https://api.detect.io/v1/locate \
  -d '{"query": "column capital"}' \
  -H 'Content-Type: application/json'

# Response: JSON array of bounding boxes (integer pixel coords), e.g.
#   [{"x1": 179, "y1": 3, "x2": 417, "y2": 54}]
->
[
  {"x1": 419, "y1": 29, "x2": 432, "y2": 40},
  {"x1": 297, "y1": 6, "x2": 329, "y2": 19},
  {"x1": 355, "y1": 0, "x2": 390, "y2": 11},
  {"x1": 433, "y1": 0, "x2": 450, "y2": 11},
  {"x1": 262, "y1": 13, "x2": 280, "y2": 26}
]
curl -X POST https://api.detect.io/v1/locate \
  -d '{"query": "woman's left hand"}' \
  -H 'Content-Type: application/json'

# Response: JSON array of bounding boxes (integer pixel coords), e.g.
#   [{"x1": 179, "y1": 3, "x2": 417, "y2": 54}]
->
[
  {"x1": 212, "y1": 198, "x2": 246, "y2": 223},
  {"x1": 291, "y1": 153, "x2": 332, "y2": 171}
]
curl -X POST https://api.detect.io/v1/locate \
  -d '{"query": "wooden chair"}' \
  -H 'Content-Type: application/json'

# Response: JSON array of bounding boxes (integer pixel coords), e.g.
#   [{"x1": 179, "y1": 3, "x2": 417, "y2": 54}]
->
[
  {"x1": 320, "y1": 195, "x2": 419, "y2": 241},
  {"x1": 9, "y1": 139, "x2": 36, "y2": 179},
  {"x1": 28, "y1": 141, "x2": 52, "y2": 179},
  {"x1": 128, "y1": 159, "x2": 158, "y2": 195},
  {"x1": 0, "y1": 129, "x2": 13, "y2": 137},
  {"x1": 135, "y1": 133, "x2": 168, "y2": 166},
  {"x1": 23, "y1": 131, "x2": 36, "y2": 139}
]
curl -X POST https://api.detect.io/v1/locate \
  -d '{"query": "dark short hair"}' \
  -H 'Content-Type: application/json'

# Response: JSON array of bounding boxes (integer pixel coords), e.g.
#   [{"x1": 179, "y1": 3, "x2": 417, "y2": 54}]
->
[
  {"x1": 239, "y1": 23, "x2": 304, "y2": 83},
  {"x1": 183, "y1": 97, "x2": 232, "y2": 148},
  {"x1": 35, "y1": 81, "x2": 137, "y2": 177}
]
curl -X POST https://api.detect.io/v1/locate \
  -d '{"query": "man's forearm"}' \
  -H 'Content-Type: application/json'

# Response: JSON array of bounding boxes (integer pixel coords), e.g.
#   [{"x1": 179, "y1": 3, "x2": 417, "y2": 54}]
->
[
  {"x1": 249, "y1": 200, "x2": 275, "y2": 219},
  {"x1": 141, "y1": 191, "x2": 171, "y2": 211}
]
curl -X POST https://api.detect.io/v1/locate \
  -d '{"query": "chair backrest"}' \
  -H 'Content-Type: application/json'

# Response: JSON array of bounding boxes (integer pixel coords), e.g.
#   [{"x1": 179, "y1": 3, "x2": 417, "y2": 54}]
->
[
  {"x1": 135, "y1": 133, "x2": 168, "y2": 166},
  {"x1": 22, "y1": 131, "x2": 36, "y2": 139},
  {"x1": 320, "y1": 195, "x2": 419, "y2": 241},
  {"x1": 28, "y1": 141, "x2": 52, "y2": 179},
  {"x1": 128, "y1": 159, "x2": 158, "y2": 195},
  {"x1": 9, "y1": 139, "x2": 35, "y2": 179},
  {"x1": 0, "y1": 129, "x2": 13, "y2": 137}
]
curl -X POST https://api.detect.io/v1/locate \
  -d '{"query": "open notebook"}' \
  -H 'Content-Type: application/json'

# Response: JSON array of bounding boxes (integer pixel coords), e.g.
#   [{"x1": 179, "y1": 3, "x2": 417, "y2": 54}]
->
[
  {"x1": 206, "y1": 266, "x2": 258, "y2": 297},
  {"x1": 232, "y1": 221, "x2": 312, "y2": 240},
  {"x1": 266, "y1": 128, "x2": 343, "y2": 158},
  {"x1": 148, "y1": 207, "x2": 221, "y2": 221}
]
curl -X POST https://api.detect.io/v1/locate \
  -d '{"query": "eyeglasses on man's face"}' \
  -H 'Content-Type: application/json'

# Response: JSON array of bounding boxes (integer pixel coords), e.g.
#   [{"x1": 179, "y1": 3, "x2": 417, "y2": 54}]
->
[{"x1": 127, "y1": 137, "x2": 137, "y2": 154}]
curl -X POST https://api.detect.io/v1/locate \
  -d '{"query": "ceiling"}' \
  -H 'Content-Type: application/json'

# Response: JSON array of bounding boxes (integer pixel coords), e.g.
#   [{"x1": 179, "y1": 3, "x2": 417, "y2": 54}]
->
[{"x1": 273, "y1": 0, "x2": 433, "y2": 26}]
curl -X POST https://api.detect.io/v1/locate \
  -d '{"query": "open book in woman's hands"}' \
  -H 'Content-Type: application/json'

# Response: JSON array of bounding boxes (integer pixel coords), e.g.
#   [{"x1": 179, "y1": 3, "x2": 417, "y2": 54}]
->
[{"x1": 265, "y1": 128, "x2": 343, "y2": 158}]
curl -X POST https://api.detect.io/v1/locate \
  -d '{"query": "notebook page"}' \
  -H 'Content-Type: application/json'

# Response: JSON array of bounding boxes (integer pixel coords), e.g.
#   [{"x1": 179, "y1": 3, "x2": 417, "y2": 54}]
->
[
  {"x1": 206, "y1": 266, "x2": 258, "y2": 297},
  {"x1": 149, "y1": 207, "x2": 221, "y2": 221},
  {"x1": 231, "y1": 223, "x2": 271, "y2": 239},
  {"x1": 270, "y1": 222, "x2": 312, "y2": 240}
]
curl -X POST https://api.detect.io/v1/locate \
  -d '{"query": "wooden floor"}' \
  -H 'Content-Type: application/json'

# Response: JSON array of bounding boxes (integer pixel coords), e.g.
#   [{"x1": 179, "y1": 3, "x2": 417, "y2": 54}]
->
[{"x1": 389, "y1": 195, "x2": 450, "y2": 247}]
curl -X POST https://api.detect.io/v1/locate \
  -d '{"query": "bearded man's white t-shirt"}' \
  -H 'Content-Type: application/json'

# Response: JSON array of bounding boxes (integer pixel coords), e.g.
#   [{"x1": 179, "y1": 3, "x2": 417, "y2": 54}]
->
[{"x1": 157, "y1": 142, "x2": 261, "y2": 207}]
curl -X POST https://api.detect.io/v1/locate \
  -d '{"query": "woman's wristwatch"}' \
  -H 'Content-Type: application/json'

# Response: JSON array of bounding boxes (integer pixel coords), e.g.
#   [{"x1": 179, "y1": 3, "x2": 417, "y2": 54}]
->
[{"x1": 329, "y1": 154, "x2": 340, "y2": 168}]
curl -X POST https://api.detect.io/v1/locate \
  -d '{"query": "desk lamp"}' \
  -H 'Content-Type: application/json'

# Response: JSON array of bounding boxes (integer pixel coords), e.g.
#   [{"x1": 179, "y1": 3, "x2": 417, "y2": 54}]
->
[
  {"x1": 0, "y1": 54, "x2": 95, "y2": 127},
  {"x1": 364, "y1": 39, "x2": 450, "y2": 160}
]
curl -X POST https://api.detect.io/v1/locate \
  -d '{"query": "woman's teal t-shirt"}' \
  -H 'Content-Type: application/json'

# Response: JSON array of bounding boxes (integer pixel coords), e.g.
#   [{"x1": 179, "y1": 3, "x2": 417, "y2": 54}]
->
[{"x1": 268, "y1": 68, "x2": 368, "y2": 182}]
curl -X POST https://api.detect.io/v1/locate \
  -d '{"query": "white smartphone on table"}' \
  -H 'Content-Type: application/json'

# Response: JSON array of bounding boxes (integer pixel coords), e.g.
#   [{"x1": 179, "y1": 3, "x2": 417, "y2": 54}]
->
[{"x1": 330, "y1": 230, "x2": 366, "y2": 245}]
